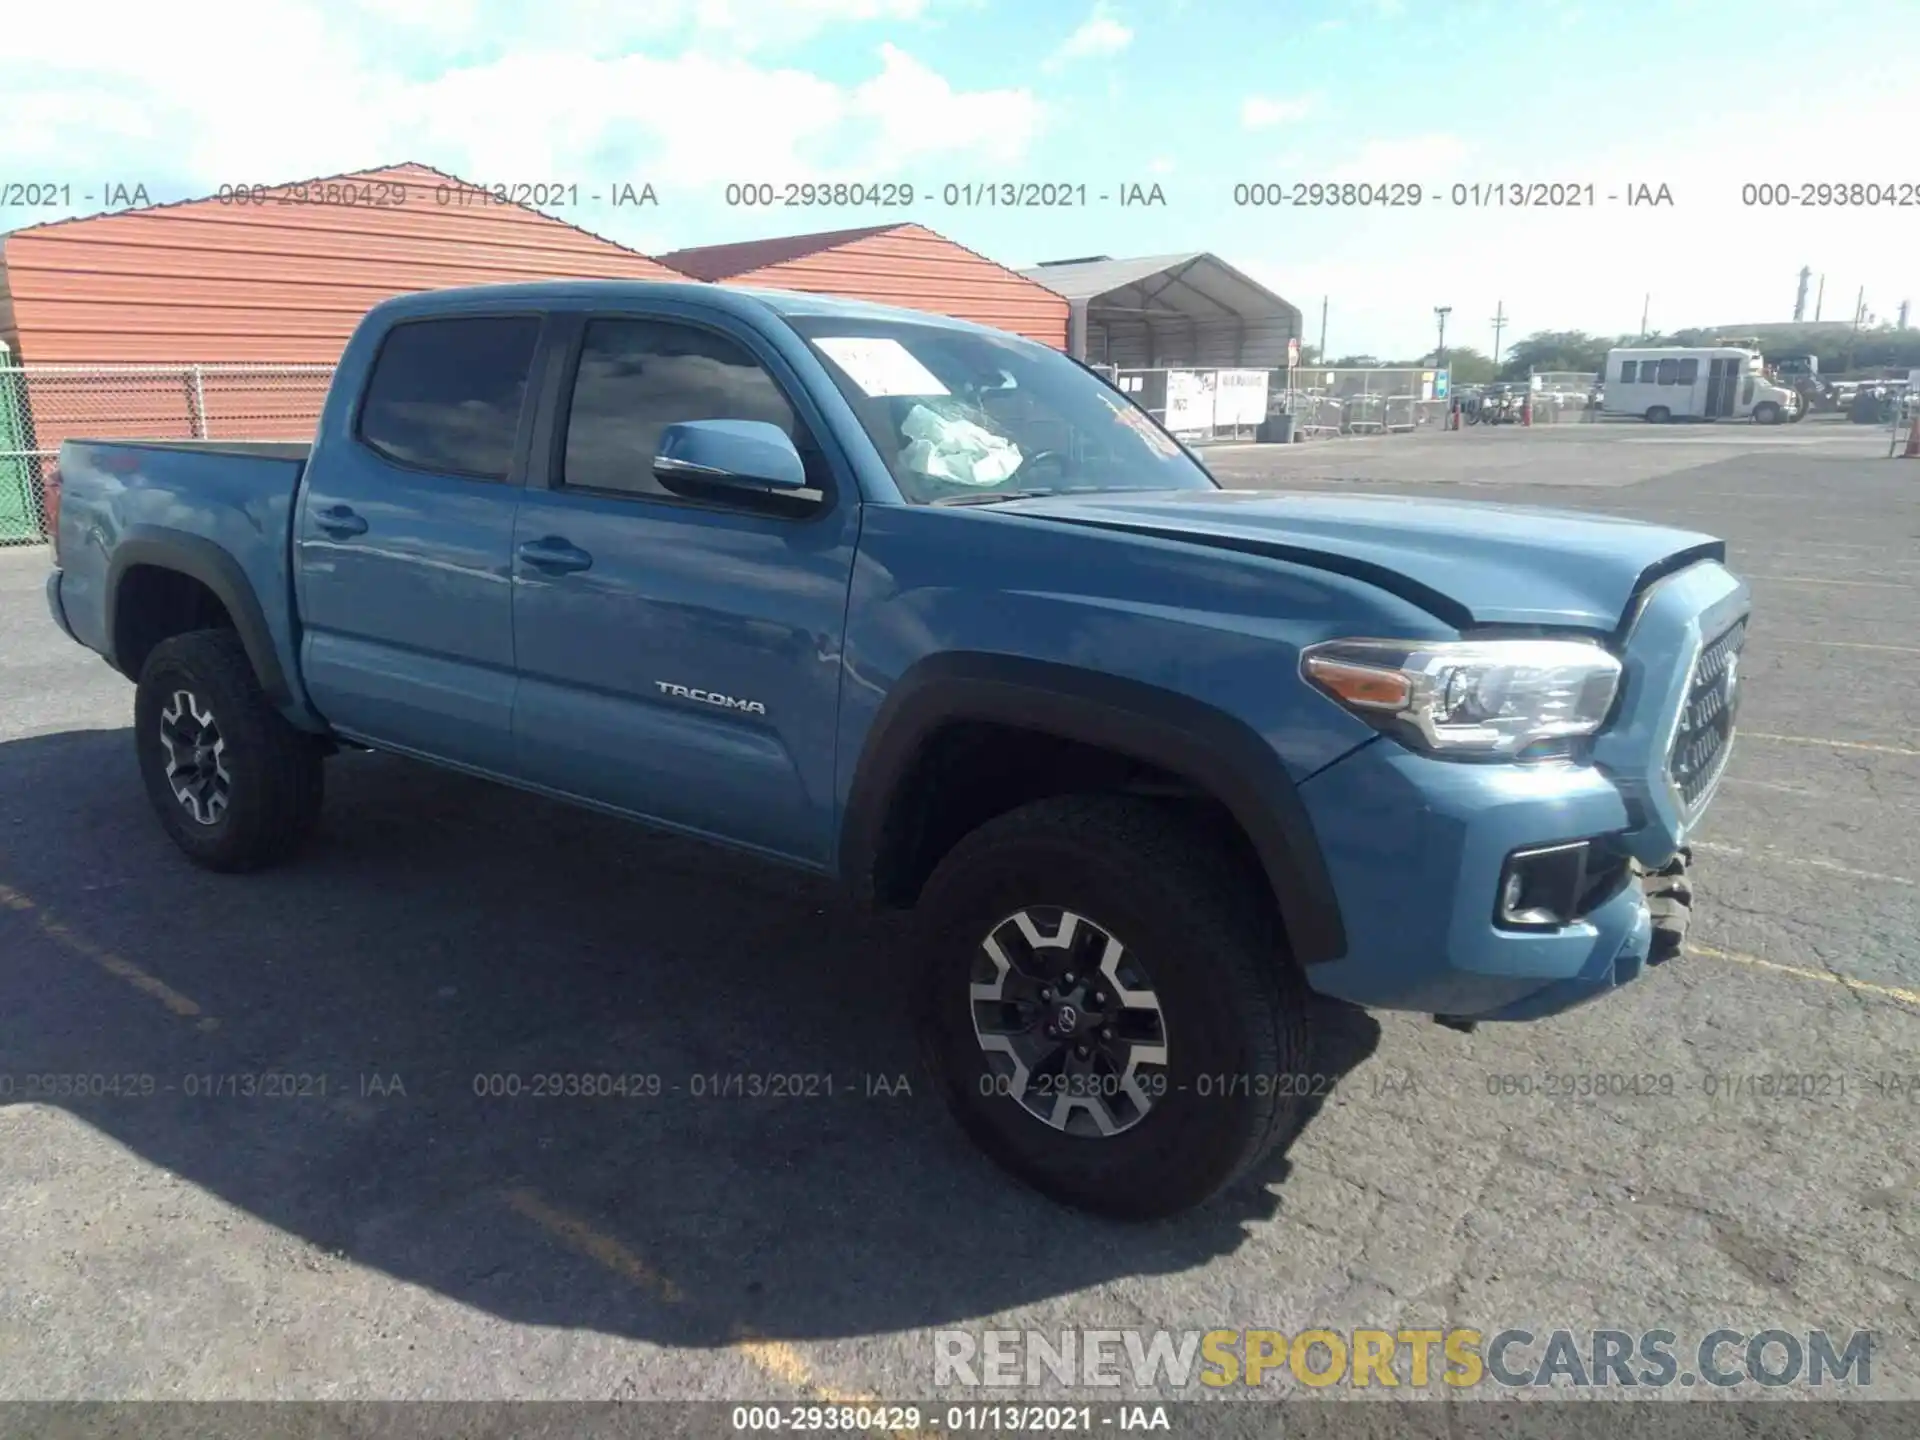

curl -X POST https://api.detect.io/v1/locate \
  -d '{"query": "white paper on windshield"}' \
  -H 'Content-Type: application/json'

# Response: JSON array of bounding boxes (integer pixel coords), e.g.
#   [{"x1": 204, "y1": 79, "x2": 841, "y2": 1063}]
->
[{"x1": 816, "y1": 336, "x2": 950, "y2": 397}]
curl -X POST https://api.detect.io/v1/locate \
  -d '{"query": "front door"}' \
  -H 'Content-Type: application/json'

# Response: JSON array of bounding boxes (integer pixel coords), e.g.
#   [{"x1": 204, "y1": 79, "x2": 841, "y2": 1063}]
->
[
  {"x1": 509, "y1": 310, "x2": 860, "y2": 866},
  {"x1": 1703, "y1": 357, "x2": 1738, "y2": 417},
  {"x1": 296, "y1": 314, "x2": 543, "y2": 773}
]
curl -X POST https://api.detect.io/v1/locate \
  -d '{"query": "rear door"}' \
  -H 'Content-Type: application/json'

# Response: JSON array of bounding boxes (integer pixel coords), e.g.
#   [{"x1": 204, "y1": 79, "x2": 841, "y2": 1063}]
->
[
  {"x1": 296, "y1": 313, "x2": 543, "y2": 774},
  {"x1": 509, "y1": 307, "x2": 860, "y2": 865}
]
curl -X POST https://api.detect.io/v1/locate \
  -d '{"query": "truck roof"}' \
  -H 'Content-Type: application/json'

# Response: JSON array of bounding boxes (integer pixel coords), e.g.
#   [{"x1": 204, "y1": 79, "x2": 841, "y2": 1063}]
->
[{"x1": 367, "y1": 279, "x2": 1000, "y2": 337}]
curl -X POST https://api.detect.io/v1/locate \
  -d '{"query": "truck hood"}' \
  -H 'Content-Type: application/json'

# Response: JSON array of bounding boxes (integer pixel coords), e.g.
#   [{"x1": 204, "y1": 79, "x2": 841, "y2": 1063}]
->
[{"x1": 993, "y1": 489, "x2": 1726, "y2": 631}]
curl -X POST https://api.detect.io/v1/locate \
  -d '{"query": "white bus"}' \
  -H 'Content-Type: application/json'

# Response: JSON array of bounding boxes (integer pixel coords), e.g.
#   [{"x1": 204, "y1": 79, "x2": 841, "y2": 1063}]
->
[{"x1": 1601, "y1": 346, "x2": 1802, "y2": 424}]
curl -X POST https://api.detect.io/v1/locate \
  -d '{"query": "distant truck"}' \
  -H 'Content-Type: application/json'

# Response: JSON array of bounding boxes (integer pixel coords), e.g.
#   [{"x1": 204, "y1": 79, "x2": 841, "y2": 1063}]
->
[
  {"x1": 43, "y1": 280, "x2": 1750, "y2": 1218},
  {"x1": 1602, "y1": 346, "x2": 1802, "y2": 423},
  {"x1": 1765, "y1": 354, "x2": 1832, "y2": 416}
]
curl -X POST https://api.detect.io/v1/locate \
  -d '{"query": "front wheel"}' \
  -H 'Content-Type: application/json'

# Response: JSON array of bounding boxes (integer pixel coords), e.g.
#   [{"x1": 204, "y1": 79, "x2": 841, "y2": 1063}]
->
[
  {"x1": 1753, "y1": 402, "x2": 1781, "y2": 425},
  {"x1": 916, "y1": 795, "x2": 1312, "y2": 1219},
  {"x1": 135, "y1": 629, "x2": 325, "y2": 872}
]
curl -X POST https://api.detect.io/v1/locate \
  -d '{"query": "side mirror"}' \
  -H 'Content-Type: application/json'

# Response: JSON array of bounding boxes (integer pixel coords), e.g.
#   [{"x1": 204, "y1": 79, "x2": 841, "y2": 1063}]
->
[{"x1": 653, "y1": 420, "x2": 808, "y2": 498}]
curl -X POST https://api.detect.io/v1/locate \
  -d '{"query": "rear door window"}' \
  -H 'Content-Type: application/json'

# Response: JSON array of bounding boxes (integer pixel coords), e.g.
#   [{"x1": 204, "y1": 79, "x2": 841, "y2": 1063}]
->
[{"x1": 358, "y1": 316, "x2": 541, "y2": 479}]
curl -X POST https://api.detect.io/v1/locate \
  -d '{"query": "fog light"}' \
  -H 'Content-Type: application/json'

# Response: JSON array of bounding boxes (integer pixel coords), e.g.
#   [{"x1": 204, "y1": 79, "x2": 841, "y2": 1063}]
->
[
  {"x1": 1496, "y1": 841, "x2": 1591, "y2": 929},
  {"x1": 1501, "y1": 869, "x2": 1527, "y2": 917}
]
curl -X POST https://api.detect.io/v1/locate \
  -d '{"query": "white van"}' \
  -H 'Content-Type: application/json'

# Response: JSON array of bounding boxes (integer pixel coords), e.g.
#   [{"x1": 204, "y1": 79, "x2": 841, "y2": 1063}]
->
[{"x1": 1602, "y1": 346, "x2": 1802, "y2": 424}]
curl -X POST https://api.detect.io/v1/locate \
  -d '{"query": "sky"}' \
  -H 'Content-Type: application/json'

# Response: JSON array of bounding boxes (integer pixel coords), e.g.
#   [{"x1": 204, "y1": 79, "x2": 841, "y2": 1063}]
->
[{"x1": 5, "y1": 0, "x2": 1919, "y2": 359}]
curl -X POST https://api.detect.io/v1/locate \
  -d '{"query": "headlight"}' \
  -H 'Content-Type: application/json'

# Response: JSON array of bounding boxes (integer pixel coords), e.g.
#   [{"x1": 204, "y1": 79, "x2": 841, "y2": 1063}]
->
[{"x1": 1301, "y1": 637, "x2": 1623, "y2": 759}]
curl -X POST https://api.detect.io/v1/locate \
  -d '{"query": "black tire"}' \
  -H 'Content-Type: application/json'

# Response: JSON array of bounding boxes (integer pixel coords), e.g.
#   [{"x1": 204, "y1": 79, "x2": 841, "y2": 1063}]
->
[
  {"x1": 915, "y1": 794, "x2": 1312, "y2": 1220},
  {"x1": 1645, "y1": 406, "x2": 1670, "y2": 424},
  {"x1": 134, "y1": 629, "x2": 324, "y2": 872},
  {"x1": 1640, "y1": 846, "x2": 1693, "y2": 966},
  {"x1": 1753, "y1": 402, "x2": 1780, "y2": 425}
]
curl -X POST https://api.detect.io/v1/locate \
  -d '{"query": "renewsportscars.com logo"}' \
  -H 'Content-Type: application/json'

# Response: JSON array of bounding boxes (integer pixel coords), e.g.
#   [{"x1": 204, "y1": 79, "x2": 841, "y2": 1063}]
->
[{"x1": 933, "y1": 1327, "x2": 1875, "y2": 1391}]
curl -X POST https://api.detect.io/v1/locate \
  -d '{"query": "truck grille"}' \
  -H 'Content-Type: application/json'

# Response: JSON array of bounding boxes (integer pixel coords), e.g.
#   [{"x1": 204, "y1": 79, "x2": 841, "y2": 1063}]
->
[{"x1": 1669, "y1": 617, "x2": 1746, "y2": 813}]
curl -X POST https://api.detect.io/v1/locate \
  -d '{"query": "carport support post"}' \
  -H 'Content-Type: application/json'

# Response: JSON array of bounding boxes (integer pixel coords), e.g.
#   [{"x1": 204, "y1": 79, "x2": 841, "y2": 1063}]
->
[
  {"x1": 1067, "y1": 301, "x2": 1089, "y2": 362},
  {"x1": 186, "y1": 366, "x2": 209, "y2": 440}
]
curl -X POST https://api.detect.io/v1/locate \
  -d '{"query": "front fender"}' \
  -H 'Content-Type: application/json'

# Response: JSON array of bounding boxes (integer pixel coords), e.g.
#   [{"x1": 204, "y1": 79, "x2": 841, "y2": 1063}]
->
[{"x1": 838, "y1": 651, "x2": 1349, "y2": 964}]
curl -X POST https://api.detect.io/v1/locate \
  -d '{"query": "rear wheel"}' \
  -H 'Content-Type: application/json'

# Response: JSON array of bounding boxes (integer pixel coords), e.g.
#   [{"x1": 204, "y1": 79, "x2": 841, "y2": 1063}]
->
[
  {"x1": 916, "y1": 795, "x2": 1312, "y2": 1220},
  {"x1": 135, "y1": 629, "x2": 325, "y2": 872},
  {"x1": 1645, "y1": 406, "x2": 1671, "y2": 423}
]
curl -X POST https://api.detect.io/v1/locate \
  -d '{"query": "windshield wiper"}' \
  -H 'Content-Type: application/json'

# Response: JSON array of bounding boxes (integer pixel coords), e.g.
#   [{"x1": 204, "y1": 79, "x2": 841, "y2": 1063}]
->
[{"x1": 928, "y1": 488, "x2": 1060, "y2": 506}]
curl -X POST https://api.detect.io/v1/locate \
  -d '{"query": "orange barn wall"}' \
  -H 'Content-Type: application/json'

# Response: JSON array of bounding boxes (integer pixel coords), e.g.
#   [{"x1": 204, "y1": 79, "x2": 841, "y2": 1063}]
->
[{"x1": 0, "y1": 164, "x2": 684, "y2": 366}]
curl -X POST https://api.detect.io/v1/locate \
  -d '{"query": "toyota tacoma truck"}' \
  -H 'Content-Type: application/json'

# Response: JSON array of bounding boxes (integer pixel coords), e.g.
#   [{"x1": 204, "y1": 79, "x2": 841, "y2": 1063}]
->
[{"x1": 42, "y1": 281, "x2": 1748, "y2": 1219}]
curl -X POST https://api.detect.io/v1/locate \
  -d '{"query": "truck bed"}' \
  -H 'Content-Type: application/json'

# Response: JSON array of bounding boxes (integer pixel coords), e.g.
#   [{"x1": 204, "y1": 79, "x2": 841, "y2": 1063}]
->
[
  {"x1": 87, "y1": 439, "x2": 313, "y2": 461},
  {"x1": 51, "y1": 438, "x2": 311, "y2": 705}
]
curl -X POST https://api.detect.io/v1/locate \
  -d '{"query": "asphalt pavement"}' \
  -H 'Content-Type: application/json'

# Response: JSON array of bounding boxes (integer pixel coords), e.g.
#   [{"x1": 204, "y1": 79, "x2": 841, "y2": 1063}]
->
[{"x1": 0, "y1": 416, "x2": 1914, "y2": 1416}]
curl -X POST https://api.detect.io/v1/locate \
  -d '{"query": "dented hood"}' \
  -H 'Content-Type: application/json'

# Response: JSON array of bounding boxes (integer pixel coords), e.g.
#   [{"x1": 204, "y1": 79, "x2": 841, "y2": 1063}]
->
[{"x1": 993, "y1": 489, "x2": 1728, "y2": 631}]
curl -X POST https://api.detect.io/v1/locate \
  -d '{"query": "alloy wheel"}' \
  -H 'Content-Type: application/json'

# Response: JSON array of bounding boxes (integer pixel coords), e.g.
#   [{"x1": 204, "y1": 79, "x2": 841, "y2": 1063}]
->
[
  {"x1": 158, "y1": 688, "x2": 230, "y2": 825},
  {"x1": 969, "y1": 906, "x2": 1170, "y2": 1137}
]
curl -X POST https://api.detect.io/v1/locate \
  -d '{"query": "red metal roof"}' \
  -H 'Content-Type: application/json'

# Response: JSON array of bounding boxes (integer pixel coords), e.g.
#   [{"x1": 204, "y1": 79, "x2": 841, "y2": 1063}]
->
[
  {"x1": 0, "y1": 163, "x2": 686, "y2": 364},
  {"x1": 658, "y1": 225, "x2": 900, "y2": 282},
  {"x1": 668, "y1": 224, "x2": 1068, "y2": 347}
]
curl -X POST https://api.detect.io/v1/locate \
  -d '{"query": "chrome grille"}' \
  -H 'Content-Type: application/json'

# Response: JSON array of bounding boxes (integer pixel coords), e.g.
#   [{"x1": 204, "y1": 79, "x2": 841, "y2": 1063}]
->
[{"x1": 1670, "y1": 617, "x2": 1746, "y2": 812}]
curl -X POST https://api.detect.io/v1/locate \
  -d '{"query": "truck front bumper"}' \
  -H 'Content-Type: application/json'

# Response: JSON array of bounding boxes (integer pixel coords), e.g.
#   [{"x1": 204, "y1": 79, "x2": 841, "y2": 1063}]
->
[
  {"x1": 1293, "y1": 559, "x2": 1747, "y2": 1022},
  {"x1": 1297, "y1": 740, "x2": 1658, "y2": 1022}
]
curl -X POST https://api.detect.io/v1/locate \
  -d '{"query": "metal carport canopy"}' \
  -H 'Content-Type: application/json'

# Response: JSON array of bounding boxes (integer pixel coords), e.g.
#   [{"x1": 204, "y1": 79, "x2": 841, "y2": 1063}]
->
[{"x1": 1019, "y1": 252, "x2": 1303, "y2": 368}]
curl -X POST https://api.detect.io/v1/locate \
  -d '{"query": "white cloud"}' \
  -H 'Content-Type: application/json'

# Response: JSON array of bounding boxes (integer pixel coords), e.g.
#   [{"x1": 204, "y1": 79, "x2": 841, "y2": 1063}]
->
[
  {"x1": 1044, "y1": 3, "x2": 1132, "y2": 69},
  {"x1": 1243, "y1": 83, "x2": 1920, "y2": 358},
  {"x1": 0, "y1": 0, "x2": 1038, "y2": 225},
  {"x1": 1241, "y1": 94, "x2": 1315, "y2": 130}
]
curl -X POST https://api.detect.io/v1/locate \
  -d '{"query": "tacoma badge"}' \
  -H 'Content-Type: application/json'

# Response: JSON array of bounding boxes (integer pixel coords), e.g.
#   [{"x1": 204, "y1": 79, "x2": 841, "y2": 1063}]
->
[{"x1": 655, "y1": 681, "x2": 767, "y2": 715}]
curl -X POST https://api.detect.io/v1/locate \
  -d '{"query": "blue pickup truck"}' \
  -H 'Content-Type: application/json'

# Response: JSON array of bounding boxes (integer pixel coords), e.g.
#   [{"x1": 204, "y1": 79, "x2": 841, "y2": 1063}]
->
[{"x1": 43, "y1": 280, "x2": 1747, "y2": 1218}]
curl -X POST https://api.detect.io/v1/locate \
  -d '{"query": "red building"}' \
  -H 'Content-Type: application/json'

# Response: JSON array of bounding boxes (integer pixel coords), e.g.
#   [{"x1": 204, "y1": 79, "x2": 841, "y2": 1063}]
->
[
  {"x1": 0, "y1": 162, "x2": 684, "y2": 366},
  {"x1": 660, "y1": 223, "x2": 1069, "y2": 348}
]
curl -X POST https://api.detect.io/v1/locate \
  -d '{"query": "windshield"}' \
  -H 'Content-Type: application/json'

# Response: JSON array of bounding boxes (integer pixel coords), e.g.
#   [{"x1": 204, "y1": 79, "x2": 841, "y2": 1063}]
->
[{"x1": 785, "y1": 314, "x2": 1218, "y2": 504}]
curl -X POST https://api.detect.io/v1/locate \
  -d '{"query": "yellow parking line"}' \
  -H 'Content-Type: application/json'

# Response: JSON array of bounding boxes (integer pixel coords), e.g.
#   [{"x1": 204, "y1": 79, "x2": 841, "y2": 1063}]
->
[
  {"x1": 501, "y1": 1188, "x2": 685, "y2": 1304},
  {"x1": 1738, "y1": 574, "x2": 1914, "y2": 589},
  {"x1": 1693, "y1": 944, "x2": 1920, "y2": 1011},
  {"x1": 1741, "y1": 732, "x2": 1920, "y2": 757},
  {"x1": 0, "y1": 882, "x2": 219, "y2": 1031},
  {"x1": 1757, "y1": 638, "x2": 1920, "y2": 655},
  {"x1": 731, "y1": 1330, "x2": 885, "y2": 1406},
  {"x1": 500, "y1": 1188, "x2": 910, "y2": 1420}
]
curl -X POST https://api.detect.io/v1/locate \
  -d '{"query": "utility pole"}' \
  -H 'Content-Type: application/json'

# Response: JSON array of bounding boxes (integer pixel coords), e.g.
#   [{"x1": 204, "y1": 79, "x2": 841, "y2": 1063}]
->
[
  {"x1": 1814, "y1": 274, "x2": 1824, "y2": 322},
  {"x1": 1793, "y1": 266, "x2": 1810, "y2": 322},
  {"x1": 1318, "y1": 297, "x2": 1328, "y2": 363},
  {"x1": 1490, "y1": 301, "x2": 1508, "y2": 369},
  {"x1": 1854, "y1": 286, "x2": 1867, "y2": 331},
  {"x1": 1640, "y1": 293, "x2": 1650, "y2": 338},
  {"x1": 1900, "y1": 300, "x2": 1911, "y2": 330},
  {"x1": 1434, "y1": 305, "x2": 1451, "y2": 376}
]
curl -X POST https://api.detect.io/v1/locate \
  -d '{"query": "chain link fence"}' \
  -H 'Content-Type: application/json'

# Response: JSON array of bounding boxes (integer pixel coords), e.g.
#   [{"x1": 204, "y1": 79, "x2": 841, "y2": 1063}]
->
[
  {"x1": 1525, "y1": 370, "x2": 1601, "y2": 425},
  {"x1": 1285, "y1": 366, "x2": 1452, "y2": 437},
  {"x1": 0, "y1": 364, "x2": 333, "y2": 544},
  {"x1": 1108, "y1": 367, "x2": 1286, "y2": 444},
  {"x1": 1105, "y1": 365, "x2": 1453, "y2": 443}
]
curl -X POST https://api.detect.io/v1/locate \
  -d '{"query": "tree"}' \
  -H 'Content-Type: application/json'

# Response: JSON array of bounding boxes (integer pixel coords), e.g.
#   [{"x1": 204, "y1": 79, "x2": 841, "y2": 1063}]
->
[
  {"x1": 1497, "y1": 331, "x2": 1614, "y2": 379},
  {"x1": 1420, "y1": 344, "x2": 1495, "y2": 383},
  {"x1": 1332, "y1": 353, "x2": 1381, "y2": 367}
]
